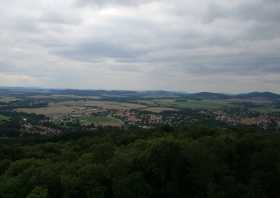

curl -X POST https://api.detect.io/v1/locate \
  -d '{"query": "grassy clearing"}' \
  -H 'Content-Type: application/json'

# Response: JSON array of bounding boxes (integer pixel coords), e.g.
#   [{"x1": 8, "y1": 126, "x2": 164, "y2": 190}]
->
[
  {"x1": 16, "y1": 100, "x2": 147, "y2": 120},
  {"x1": 29, "y1": 95, "x2": 100, "y2": 100},
  {"x1": 0, "y1": 97, "x2": 18, "y2": 103},
  {"x1": 170, "y1": 100, "x2": 233, "y2": 110},
  {"x1": 53, "y1": 100, "x2": 147, "y2": 110},
  {"x1": 252, "y1": 106, "x2": 280, "y2": 113},
  {"x1": 143, "y1": 107, "x2": 178, "y2": 113},
  {"x1": 80, "y1": 116, "x2": 123, "y2": 127},
  {"x1": 16, "y1": 105, "x2": 76, "y2": 117},
  {"x1": 137, "y1": 99, "x2": 176, "y2": 107},
  {"x1": 0, "y1": 115, "x2": 10, "y2": 125},
  {"x1": 140, "y1": 99, "x2": 235, "y2": 110}
]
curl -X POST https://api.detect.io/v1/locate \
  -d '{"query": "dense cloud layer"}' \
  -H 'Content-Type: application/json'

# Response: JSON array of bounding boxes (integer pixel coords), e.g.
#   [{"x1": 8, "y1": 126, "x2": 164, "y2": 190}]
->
[{"x1": 0, "y1": 0, "x2": 279, "y2": 92}]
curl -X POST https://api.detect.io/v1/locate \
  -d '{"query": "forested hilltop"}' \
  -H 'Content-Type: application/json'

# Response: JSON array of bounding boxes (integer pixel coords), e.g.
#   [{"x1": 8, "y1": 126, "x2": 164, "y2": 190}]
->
[{"x1": 0, "y1": 126, "x2": 280, "y2": 198}]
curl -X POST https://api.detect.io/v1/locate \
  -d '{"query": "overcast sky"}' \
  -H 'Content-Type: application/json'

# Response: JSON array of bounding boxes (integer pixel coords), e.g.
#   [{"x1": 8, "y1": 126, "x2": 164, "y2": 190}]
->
[{"x1": 0, "y1": 0, "x2": 279, "y2": 93}]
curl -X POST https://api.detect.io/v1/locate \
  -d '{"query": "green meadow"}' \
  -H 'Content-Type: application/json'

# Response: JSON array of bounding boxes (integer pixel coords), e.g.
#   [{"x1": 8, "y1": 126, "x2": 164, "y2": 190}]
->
[
  {"x1": 0, "y1": 115, "x2": 10, "y2": 125},
  {"x1": 79, "y1": 116, "x2": 123, "y2": 127},
  {"x1": 139, "y1": 99, "x2": 235, "y2": 110}
]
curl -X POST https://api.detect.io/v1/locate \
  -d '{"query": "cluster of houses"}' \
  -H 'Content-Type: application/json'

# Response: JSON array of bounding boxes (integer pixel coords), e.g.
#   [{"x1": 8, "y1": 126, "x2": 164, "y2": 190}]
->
[
  {"x1": 22, "y1": 119, "x2": 61, "y2": 136},
  {"x1": 20, "y1": 104, "x2": 280, "y2": 134},
  {"x1": 214, "y1": 111, "x2": 280, "y2": 129},
  {"x1": 113, "y1": 109, "x2": 162, "y2": 126},
  {"x1": 53, "y1": 107, "x2": 163, "y2": 128}
]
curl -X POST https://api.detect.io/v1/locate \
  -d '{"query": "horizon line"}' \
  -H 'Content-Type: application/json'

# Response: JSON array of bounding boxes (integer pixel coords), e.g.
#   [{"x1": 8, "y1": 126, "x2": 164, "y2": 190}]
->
[{"x1": 0, "y1": 86, "x2": 279, "y2": 95}]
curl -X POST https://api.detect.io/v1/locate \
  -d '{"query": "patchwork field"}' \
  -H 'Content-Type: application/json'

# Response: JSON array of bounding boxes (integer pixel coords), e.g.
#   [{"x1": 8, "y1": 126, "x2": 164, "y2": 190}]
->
[
  {"x1": 137, "y1": 99, "x2": 174, "y2": 106},
  {"x1": 0, "y1": 97, "x2": 18, "y2": 103},
  {"x1": 16, "y1": 100, "x2": 148, "y2": 119},
  {"x1": 138, "y1": 99, "x2": 234, "y2": 110},
  {"x1": 143, "y1": 107, "x2": 178, "y2": 113},
  {"x1": 170, "y1": 100, "x2": 234, "y2": 110},
  {"x1": 15, "y1": 97, "x2": 241, "y2": 119},
  {"x1": 16, "y1": 105, "x2": 76, "y2": 117},
  {"x1": 53, "y1": 100, "x2": 147, "y2": 110},
  {"x1": 252, "y1": 106, "x2": 280, "y2": 113},
  {"x1": 79, "y1": 116, "x2": 123, "y2": 127},
  {"x1": 29, "y1": 95, "x2": 100, "y2": 100}
]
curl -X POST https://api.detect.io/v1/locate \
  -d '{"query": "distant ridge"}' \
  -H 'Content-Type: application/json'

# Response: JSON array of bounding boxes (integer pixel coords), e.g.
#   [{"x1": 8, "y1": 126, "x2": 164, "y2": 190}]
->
[
  {"x1": 236, "y1": 92, "x2": 280, "y2": 100},
  {"x1": 186, "y1": 91, "x2": 280, "y2": 102},
  {"x1": 188, "y1": 92, "x2": 231, "y2": 100},
  {"x1": 0, "y1": 87, "x2": 279, "y2": 101}
]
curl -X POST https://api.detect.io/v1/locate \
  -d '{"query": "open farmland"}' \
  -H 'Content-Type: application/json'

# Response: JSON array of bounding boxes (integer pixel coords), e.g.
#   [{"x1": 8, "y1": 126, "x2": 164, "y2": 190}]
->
[
  {"x1": 29, "y1": 95, "x2": 100, "y2": 100},
  {"x1": 80, "y1": 116, "x2": 123, "y2": 127},
  {"x1": 252, "y1": 105, "x2": 280, "y2": 113},
  {"x1": 143, "y1": 107, "x2": 178, "y2": 113},
  {"x1": 55, "y1": 100, "x2": 147, "y2": 110},
  {"x1": 16, "y1": 100, "x2": 148, "y2": 120},
  {"x1": 16, "y1": 105, "x2": 76, "y2": 118},
  {"x1": 137, "y1": 99, "x2": 175, "y2": 106},
  {"x1": 138, "y1": 99, "x2": 234, "y2": 110},
  {"x1": 169, "y1": 99, "x2": 234, "y2": 110},
  {"x1": 0, "y1": 97, "x2": 18, "y2": 103}
]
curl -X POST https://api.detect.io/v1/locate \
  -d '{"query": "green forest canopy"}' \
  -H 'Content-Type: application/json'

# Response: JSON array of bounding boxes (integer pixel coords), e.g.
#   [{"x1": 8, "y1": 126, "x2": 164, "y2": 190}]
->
[{"x1": 0, "y1": 127, "x2": 280, "y2": 198}]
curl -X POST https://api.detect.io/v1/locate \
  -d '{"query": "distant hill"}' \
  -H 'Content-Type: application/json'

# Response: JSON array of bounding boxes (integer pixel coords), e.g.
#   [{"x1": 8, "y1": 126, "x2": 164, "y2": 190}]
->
[
  {"x1": 235, "y1": 92, "x2": 280, "y2": 101},
  {"x1": 186, "y1": 92, "x2": 280, "y2": 102},
  {"x1": 0, "y1": 87, "x2": 279, "y2": 102},
  {"x1": 187, "y1": 92, "x2": 231, "y2": 100},
  {"x1": 48, "y1": 89, "x2": 186, "y2": 98}
]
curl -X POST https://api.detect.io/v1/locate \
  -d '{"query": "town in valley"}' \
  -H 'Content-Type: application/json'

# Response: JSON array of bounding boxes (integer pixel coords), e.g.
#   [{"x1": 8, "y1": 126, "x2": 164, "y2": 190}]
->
[{"x1": 0, "y1": 87, "x2": 279, "y2": 136}]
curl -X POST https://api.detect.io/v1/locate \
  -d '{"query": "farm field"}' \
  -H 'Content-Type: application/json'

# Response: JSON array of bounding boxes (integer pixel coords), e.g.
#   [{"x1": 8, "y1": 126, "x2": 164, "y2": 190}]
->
[
  {"x1": 170, "y1": 99, "x2": 234, "y2": 110},
  {"x1": 79, "y1": 116, "x2": 123, "y2": 127},
  {"x1": 53, "y1": 100, "x2": 147, "y2": 110},
  {"x1": 137, "y1": 99, "x2": 174, "y2": 106},
  {"x1": 138, "y1": 99, "x2": 234, "y2": 110},
  {"x1": 29, "y1": 95, "x2": 100, "y2": 100},
  {"x1": 16, "y1": 100, "x2": 148, "y2": 119},
  {"x1": 19, "y1": 97, "x2": 279, "y2": 120},
  {"x1": 16, "y1": 105, "x2": 76, "y2": 118},
  {"x1": 252, "y1": 105, "x2": 280, "y2": 113},
  {"x1": 143, "y1": 107, "x2": 178, "y2": 113},
  {"x1": 0, "y1": 97, "x2": 18, "y2": 103}
]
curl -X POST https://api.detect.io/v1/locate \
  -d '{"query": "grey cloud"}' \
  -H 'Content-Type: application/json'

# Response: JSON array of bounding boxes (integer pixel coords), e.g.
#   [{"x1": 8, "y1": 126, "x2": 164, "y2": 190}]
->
[
  {"x1": 205, "y1": 0, "x2": 280, "y2": 24},
  {"x1": 40, "y1": 11, "x2": 81, "y2": 25},
  {"x1": 56, "y1": 41, "x2": 148, "y2": 62},
  {"x1": 0, "y1": 62, "x2": 19, "y2": 73},
  {"x1": 0, "y1": 0, "x2": 279, "y2": 92},
  {"x1": 185, "y1": 55, "x2": 280, "y2": 76},
  {"x1": 76, "y1": 0, "x2": 156, "y2": 7}
]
